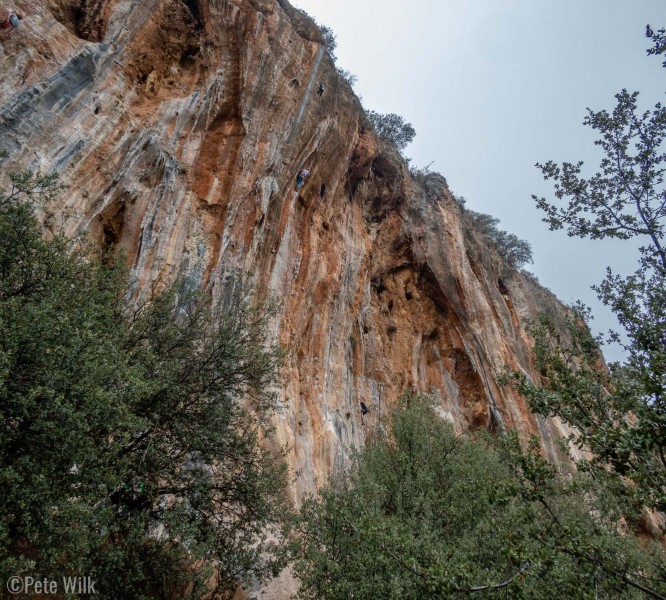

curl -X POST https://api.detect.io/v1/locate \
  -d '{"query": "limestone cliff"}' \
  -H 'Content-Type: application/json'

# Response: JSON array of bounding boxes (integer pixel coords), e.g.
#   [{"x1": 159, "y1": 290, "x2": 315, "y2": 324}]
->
[{"x1": 1, "y1": 0, "x2": 575, "y2": 501}]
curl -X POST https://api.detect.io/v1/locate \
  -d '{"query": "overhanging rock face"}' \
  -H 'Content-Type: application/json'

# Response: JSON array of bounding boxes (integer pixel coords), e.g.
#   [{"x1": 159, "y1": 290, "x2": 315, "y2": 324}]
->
[{"x1": 1, "y1": 0, "x2": 575, "y2": 502}]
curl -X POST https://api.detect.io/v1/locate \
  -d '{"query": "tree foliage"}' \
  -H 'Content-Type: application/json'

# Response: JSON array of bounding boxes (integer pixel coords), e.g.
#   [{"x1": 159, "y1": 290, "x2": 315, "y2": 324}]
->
[
  {"x1": 297, "y1": 9, "x2": 338, "y2": 62},
  {"x1": 466, "y1": 209, "x2": 534, "y2": 268},
  {"x1": 337, "y1": 67, "x2": 358, "y2": 88},
  {"x1": 646, "y1": 25, "x2": 666, "y2": 67},
  {"x1": 318, "y1": 24, "x2": 337, "y2": 60},
  {"x1": 0, "y1": 171, "x2": 288, "y2": 598},
  {"x1": 367, "y1": 110, "x2": 416, "y2": 153},
  {"x1": 293, "y1": 394, "x2": 665, "y2": 599},
  {"x1": 532, "y1": 90, "x2": 666, "y2": 256},
  {"x1": 523, "y1": 43, "x2": 666, "y2": 512},
  {"x1": 506, "y1": 305, "x2": 666, "y2": 513}
]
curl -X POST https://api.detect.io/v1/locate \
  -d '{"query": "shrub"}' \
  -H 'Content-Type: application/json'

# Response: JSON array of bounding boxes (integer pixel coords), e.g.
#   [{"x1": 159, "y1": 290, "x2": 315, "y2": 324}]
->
[
  {"x1": 337, "y1": 67, "x2": 358, "y2": 87},
  {"x1": 409, "y1": 161, "x2": 435, "y2": 180},
  {"x1": 366, "y1": 110, "x2": 416, "y2": 153},
  {"x1": 466, "y1": 209, "x2": 533, "y2": 268},
  {"x1": 293, "y1": 394, "x2": 665, "y2": 599},
  {"x1": 0, "y1": 170, "x2": 289, "y2": 598},
  {"x1": 452, "y1": 193, "x2": 467, "y2": 208},
  {"x1": 318, "y1": 24, "x2": 337, "y2": 60}
]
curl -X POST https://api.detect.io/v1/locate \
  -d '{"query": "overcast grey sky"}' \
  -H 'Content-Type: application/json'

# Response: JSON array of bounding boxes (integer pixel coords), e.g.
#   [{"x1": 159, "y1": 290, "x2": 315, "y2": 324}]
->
[{"x1": 295, "y1": 0, "x2": 665, "y2": 362}]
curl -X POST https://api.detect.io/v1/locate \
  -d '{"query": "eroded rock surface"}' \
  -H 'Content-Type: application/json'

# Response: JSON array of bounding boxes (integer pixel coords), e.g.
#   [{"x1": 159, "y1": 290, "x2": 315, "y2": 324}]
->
[{"x1": 1, "y1": 0, "x2": 574, "y2": 507}]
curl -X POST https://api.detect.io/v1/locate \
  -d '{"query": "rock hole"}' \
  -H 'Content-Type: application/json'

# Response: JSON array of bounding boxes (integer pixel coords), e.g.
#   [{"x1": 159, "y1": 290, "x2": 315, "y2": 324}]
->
[
  {"x1": 387, "y1": 300, "x2": 393, "y2": 313},
  {"x1": 48, "y1": 0, "x2": 110, "y2": 42},
  {"x1": 371, "y1": 276, "x2": 386, "y2": 295},
  {"x1": 371, "y1": 157, "x2": 386, "y2": 178},
  {"x1": 182, "y1": 0, "x2": 204, "y2": 30},
  {"x1": 98, "y1": 199, "x2": 127, "y2": 253},
  {"x1": 387, "y1": 324, "x2": 397, "y2": 335},
  {"x1": 179, "y1": 44, "x2": 200, "y2": 67},
  {"x1": 320, "y1": 183, "x2": 327, "y2": 198},
  {"x1": 363, "y1": 325, "x2": 369, "y2": 334},
  {"x1": 498, "y1": 278, "x2": 509, "y2": 295},
  {"x1": 94, "y1": 106, "x2": 100, "y2": 115},
  {"x1": 405, "y1": 290, "x2": 413, "y2": 301}
]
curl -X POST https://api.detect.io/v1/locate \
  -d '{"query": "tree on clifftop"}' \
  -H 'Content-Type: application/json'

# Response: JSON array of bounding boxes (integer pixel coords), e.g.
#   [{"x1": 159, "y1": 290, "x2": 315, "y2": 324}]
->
[
  {"x1": 465, "y1": 209, "x2": 534, "y2": 268},
  {"x1": 318, "y1": 24, "x2": 338, "y2": 60},
  {"x1": 367, "y1": 110, "x2": 417, "y2": 153}
]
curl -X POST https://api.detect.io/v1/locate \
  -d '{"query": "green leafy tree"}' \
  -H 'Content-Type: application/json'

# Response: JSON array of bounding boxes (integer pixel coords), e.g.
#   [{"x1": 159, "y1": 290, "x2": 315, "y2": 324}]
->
[
  {"x1": 507, "y1": 305, "x2": 666, "y2": 514},
  {"x1": 466, "y1": 209, "x2": 534, "y2": 268},
  {"x1": 293, "y1": 394, "x2": 664, "y2": 599},
  {"x1": 519, "y1": 36, "x2": 666, "y2": 512},
  {"x1": 494, "y1": 230, "x2": 534, "y2": 268},
  {"x1": 337, "y1": 67, "x2": 358, "y2": 88},
  {"x1": 0, "y1": 170, "x2": 288, "y2": 598},
  {"x1": 318, "y1": 24, "x2": 337, "y2": 60},
  {"x1": 367, "y1": 110, "x2": 416, "y2": 153},
  {"x1": 646, "y1": 25, "x2": 666, "y2": 67},
  {"x1": 295, "y1": 10, "x2": 337, "y2": 61}
]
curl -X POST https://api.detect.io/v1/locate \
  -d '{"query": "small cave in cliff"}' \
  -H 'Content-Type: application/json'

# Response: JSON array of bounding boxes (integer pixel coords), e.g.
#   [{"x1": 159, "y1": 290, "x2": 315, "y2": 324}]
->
[
  {"x1": 448, "y1": 348, "x2": 489, "y2": 430},
  {"x1": 371, "y1": 197, "x2": 384, "y2": 215},
  {"x1": 498, "y1": 278, "x2": 509, "y2": 295},
  {"x1": 179, "y1": 43, "x2": 201, "y2": 67},
  {"x1": 48, "y1": 0, "x2": 110, "y2": 42},
  {"x1": 181, "y1": 0, "x2": 204, "y2": 30},
  {"x1": 417, "y1": 265, "x2": 450, "y2": 317},
  {"x1": 371, "y1": 276, "x2": 386, "y2": 295},
  {"x1": 123, "y1": 0, "x2": 206, "y2": 94},
  {"x1": 371, "y1": 156, "x2": 389, "y2": 179},
  {"x1": 98, "y1": 199, "x2": 126, "y2": 252}
]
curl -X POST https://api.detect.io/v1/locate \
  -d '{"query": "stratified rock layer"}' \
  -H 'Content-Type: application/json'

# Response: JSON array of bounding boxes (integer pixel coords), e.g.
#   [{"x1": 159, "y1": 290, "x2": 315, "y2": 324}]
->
[{"x1": 1, "y1": 0, "x2": 573, "y2": 502}]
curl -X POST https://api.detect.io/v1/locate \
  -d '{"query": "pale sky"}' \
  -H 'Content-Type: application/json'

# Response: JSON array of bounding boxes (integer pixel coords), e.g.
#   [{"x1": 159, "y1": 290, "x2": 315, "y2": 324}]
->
[{"x1": 294, "y1": 0, "x2": 665, "y2": 362}]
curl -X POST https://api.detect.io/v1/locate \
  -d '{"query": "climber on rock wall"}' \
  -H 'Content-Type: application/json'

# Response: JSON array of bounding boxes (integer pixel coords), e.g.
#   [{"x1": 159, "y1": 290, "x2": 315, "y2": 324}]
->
[
  {"x1": 1, "y1": 10, "x2": 20, "y2": 30},
  {"x1": 295, "y1": 168, "x2": 310, "y2": 190},
  {"x1": 317, "y1": 82, "x2": 325, "y2": 97}
]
